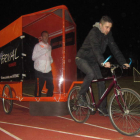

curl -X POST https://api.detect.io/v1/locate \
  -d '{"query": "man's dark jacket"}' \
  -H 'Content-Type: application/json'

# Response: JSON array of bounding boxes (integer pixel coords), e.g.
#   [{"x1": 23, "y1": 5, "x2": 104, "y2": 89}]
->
[{"x1": 76, "y1": 25, "x2": 126, "y2": 65}]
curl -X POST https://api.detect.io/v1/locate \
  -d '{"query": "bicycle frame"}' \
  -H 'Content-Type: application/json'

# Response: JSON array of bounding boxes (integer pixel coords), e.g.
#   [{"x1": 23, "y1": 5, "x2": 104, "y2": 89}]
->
[
  {"x1": 89, "y1": 74, "x2": 124, "y2": 111},
  {"x1": 88, "y1": 56, "x2": 132, "y2": 111}
]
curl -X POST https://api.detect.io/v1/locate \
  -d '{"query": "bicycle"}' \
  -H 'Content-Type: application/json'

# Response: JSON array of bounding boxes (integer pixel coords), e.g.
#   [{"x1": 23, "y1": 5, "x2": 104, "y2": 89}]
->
[{"x1": 67, "y1": 56, "x2": 140, "y2": 136}]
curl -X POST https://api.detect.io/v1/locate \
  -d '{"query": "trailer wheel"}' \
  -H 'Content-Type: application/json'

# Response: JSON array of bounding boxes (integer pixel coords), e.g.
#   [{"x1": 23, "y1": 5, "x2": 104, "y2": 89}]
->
[{"x1": 2, "y1": 85, "x2": 13, "y2": 114}]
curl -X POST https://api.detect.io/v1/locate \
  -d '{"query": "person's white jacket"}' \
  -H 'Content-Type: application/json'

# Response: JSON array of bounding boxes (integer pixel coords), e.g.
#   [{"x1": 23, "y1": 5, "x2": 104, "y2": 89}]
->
[{"x1": 32, "y1": 41, "x2": 53, "y2": 73}]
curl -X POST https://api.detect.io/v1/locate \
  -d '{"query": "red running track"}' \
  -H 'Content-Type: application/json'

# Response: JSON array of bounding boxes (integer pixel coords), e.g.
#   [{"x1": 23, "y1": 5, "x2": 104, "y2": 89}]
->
[{"x1": 0, "y1": 99, "x2": 140, "y2": 140}]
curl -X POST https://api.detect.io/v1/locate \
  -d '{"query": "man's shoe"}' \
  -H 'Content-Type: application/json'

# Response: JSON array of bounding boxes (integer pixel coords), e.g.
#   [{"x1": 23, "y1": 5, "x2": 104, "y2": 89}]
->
[
  {"x1": 78, "y1": 95, "x2": 87, "y2": 107},
  {"x1": 41, "y1": 90, "x2": 47, "y2": 94},
  {"x1": 98, "y1": 108, "x2": 109, "y2": 116}
]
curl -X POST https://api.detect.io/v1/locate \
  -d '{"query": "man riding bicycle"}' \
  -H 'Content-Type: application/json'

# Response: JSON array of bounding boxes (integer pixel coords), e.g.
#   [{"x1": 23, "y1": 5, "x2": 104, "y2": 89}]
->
[{"x1": 75, "y1": 16, "x2": 129, "y2": 116}]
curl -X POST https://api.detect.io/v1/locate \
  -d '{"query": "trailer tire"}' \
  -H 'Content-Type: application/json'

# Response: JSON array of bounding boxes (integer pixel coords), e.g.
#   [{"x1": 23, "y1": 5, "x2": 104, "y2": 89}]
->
[{"x1": 2, "y1": 84, "x2": 13, "y2": 114}]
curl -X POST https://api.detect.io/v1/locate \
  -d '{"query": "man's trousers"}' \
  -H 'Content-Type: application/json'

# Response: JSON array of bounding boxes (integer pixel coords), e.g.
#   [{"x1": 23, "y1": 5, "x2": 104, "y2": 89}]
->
[{"x1": 34, "y1": 70, "x2": 54, "y2": 97}]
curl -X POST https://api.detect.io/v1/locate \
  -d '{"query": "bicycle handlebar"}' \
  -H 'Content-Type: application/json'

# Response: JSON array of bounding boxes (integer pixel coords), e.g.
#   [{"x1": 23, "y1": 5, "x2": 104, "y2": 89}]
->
[
  {"x1": 103, "y1": 55, "x2": 132, "y2": 67},
  {"x1": 103, "y1": 56, "x2": 132, "y2": 75}
]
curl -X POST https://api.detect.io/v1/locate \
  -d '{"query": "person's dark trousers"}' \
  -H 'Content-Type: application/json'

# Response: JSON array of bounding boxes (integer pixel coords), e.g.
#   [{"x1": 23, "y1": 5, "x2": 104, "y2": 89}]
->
[
  {"x1": 34, "y1": 70, "x2": 54, "y2": 97},
  {"x1": 75, "y1": 57, "x2": 107, "y2": 109}
]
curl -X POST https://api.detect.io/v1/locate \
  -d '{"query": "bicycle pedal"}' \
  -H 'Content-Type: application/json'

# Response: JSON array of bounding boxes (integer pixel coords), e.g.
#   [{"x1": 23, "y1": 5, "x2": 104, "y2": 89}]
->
[
  {"x1": 87, "y1": 105, "x2": 95, "y2": 112},
  {"x1": 98, "y1": 108, "x2": 109, "y2": 116}
]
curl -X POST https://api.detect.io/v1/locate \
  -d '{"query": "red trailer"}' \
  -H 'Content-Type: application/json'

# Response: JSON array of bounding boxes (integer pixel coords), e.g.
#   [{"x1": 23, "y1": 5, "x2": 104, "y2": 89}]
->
[{"x1": 0, "y1": 5, "x2": 77, "y2": 116}]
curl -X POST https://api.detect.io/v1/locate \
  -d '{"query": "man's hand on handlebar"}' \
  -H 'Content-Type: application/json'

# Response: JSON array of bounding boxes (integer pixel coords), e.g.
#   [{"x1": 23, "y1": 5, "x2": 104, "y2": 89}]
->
[
  {"x1": 104, "y1": 62, "x2": 111, "y2": 68},
  {"x1": 123, "y1": 63, "x2": 130, "y2": 69}
]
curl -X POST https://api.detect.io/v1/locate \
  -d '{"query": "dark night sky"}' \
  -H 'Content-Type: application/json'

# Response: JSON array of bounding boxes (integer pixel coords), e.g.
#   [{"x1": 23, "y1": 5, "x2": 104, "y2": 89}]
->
[{"x1": 0, "y1": 0, "x2": 140, "y2": 59}]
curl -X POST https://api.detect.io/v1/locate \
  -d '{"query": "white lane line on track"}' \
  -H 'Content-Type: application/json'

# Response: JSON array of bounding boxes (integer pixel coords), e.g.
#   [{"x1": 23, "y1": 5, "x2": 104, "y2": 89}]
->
[
  {"x1": 57, "y1": 116, "x2": 117, "y2": 132},
  {"x1": 57, "y1": 116, "x2": 140, "y2": 138},
  {"x1": 13, "y1": 103, "x2": 140, "y2": 138},
  {"x1": 13, "y1": 103, "x2": 29, "y2": 109},
  {"x1": 0, "y1": 121, "x2": 110, "y2": 140},
  {"x1": 0, "y1": 127, "x2": 22, "y2": 140}
]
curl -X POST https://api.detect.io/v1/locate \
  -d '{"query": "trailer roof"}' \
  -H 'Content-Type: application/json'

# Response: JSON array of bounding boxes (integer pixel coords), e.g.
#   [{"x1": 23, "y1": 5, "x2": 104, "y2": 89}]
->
[{"x1": 0, "y1": 5, "x2": 75, "y2": 47}]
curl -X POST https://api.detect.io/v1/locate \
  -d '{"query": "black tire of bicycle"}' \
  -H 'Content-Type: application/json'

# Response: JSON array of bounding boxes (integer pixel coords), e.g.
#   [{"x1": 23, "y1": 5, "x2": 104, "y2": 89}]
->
[
  {"x1": 67, "y1": 86, "x2": 90, "y2": 123},
  {"x1": 109, "y1": 88, "x2": 140, "y2": 136}
]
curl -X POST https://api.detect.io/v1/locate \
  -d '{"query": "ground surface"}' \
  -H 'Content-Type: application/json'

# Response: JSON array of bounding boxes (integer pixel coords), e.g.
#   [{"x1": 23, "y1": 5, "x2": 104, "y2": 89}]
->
[{"x1": 0, "y1": 76, "x2": 140, "y2": 140}]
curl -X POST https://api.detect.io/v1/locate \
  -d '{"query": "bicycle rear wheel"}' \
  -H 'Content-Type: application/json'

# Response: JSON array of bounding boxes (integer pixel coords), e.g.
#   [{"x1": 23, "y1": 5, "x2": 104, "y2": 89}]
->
[
  {"x1": 67, "y1": 86, "x2": 90, "y2": 123},
  {"x1": 109, "y1": 88, "x2": 140, "y2": 136},
  {"x1": 2, "y1": 85, "x2": 13, "y2": 114}
]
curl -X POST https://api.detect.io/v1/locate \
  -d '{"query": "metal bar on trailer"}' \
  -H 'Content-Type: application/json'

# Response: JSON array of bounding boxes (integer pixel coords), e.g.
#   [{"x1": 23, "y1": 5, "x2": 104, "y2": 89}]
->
[
  {"x1": 0, "y1": 96, "x2": 67, "y2": 102},
  {"x1": 62, "y1": 8, "x2": 66, "y2": 94}
]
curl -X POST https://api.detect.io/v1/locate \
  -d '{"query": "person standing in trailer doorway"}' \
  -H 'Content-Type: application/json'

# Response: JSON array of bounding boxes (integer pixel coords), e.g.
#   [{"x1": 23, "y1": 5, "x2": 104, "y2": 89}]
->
[{"x1": 32, "y1": 31, "x2": 54, "y2": 97}]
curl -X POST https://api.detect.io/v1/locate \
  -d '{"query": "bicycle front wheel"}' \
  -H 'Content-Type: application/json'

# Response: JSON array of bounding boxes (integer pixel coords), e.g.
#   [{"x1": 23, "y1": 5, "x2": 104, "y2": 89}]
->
[
  {"x1": 67, "y1": 86, "x2": 90, "y2": 123},
  {"x1": 2, "y1": 85, "x2": 13, "y2": 114},
  {"x1": 109, "y1": 88, "x2": 140, "y2": 136}
]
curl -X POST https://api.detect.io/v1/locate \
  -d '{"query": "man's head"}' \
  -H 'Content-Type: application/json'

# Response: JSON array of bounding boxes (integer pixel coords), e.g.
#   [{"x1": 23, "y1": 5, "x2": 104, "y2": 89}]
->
[
  {"x1": 99, "y1": 16, "x2": 113, "y2": 35},
  {"x1": 41, "y1": 31, "x2": 49, "y2": 44}
]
